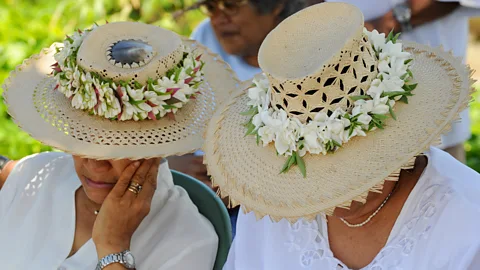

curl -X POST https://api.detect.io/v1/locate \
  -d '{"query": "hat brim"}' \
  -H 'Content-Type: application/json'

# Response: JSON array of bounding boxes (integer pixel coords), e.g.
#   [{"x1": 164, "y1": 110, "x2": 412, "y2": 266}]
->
[
  {"x1": 203, "y1": 41, "x2": 475, "y2": 222},
  {"x1": 3, "y1": 38, "x2": 240, "y2": 160}
]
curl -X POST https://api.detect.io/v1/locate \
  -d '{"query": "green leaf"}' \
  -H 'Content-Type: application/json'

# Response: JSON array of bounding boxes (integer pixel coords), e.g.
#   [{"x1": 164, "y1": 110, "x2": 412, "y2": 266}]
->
[
  {"x1": 387, "y1": 102, "x2": 397, "y2": 120},
  {"x1": 408, "y1": 83, "x2": 418, "y2": 91},
  {"x1": 400, "y1": 95, "x2": 409, "y2": 104},
  {"x1": 174, "y1": 67, "x2": 182, "y2": 82},
  {"x1": 129, "y1": 99, "x2": 145, "y2": 105},
  {"x1": 372, "y1": 114, "x2": 388, "y2": 120},
  {"x1": 350, "y1": 95, "x2": 371, "y2": 101},
  {"x1": 133, "y1": 81, "x2": 143, "y2": 89},
  {"x1": 407, "y1": 69, "x2": 413, "y2": 79},
  {"x1": 332, "y1": 140, "x2": 342, "y2": 147},
  {"x1": 240, "y1": 106, "x2": 258, "y2": 116},
  {"x1": 256, "y1": 132, "x2": 260, "y2": 145},
  {"x1": 386, "y1": 29, "x2": 394, "y2": 42},
  {"x1": 404, "y1": 59, "x2": 413, "y2": 65},
  {"x1": 382, "y1": 91, "x2": 403, "y2": 98},
  {"x1": 162, "y1": 104, "x2": 178, "y2": 110},
  {"x1": 294, "y1": 151, "x2": 307, "y2": 178},
  {"x1": 392, "y1": 32, "x2": 401, "y2": 43},
  {"x1": 281, "y1": 155, "x2": 296, "y2": 174},
  {"x1": 244, "y1": 122, "x2": 256, "y2": 137}
]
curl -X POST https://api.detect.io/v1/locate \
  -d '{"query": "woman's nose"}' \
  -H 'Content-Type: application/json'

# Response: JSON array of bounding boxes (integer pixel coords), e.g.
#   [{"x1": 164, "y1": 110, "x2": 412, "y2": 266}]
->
[{"x1": 85, "y1": 159, "x2": 111, "y2": 173}]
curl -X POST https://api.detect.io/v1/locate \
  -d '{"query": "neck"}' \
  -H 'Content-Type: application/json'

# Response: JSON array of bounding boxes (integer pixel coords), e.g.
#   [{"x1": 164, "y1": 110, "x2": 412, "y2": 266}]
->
[
  {"x1": 77, "y1": 188, "x2": 102, "y2": 215},
  {"x1": 331, "y1": 156, "x2": 427, "y2": 225}
]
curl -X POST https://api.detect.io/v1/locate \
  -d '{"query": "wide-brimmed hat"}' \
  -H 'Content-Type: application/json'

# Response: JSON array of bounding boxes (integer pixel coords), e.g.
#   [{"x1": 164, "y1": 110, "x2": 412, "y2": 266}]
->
[
  {"x1": 203, "y1": 2, "x2": 476, "y2": 222},
  {"x1": 3, "y1": 21, "x2": 240, "y2": 160}
]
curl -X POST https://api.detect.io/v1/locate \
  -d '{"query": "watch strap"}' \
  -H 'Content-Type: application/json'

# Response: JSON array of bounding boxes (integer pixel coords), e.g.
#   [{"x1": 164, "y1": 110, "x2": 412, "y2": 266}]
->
[
  {"x1": 393, "y1": 3, "x2": 413, "y2": 32},
  {"x1": 96, "y1": 252, "x2": 128, "y2": 270},
  {"x1": 0, "y1": 156, "x2": 10, "y2": 171}
]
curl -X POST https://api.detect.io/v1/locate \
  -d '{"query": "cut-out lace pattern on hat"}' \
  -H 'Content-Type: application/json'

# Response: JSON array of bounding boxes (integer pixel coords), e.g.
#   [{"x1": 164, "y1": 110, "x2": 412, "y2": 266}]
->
[
  {"x1": 269, "y1": 33, "x2": 377, "y2": 123},
  {"x1": 33, "y1": 76, "x2": 215, "y2": 146},
  {"x1": 285, "y1": 182, "x2": 453, "y2": 269}
]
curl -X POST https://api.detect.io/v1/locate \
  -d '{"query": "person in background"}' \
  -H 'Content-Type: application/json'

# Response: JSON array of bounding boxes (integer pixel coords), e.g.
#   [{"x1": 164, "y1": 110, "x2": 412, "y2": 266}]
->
[
  {"x1": 327, "y1": 0, "x2": 480, "y2": 163},
  {"x1": 168, "y1": 0, "x2": 311, "y2": 236}
]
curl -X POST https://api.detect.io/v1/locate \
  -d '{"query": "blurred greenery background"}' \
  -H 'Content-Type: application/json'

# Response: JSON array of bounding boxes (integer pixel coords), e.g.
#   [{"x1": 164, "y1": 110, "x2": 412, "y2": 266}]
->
[{"x1": 1, "y1": 0, "x2": 480, "y2": 172}]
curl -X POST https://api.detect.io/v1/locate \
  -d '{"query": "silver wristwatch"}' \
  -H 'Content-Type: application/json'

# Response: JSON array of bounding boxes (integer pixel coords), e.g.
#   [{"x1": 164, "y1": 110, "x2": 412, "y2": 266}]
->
[
  {"x1": 392, "y1": 3, "x2": 412, "y2": 32},
  {"x1": 96, "y1": 250, "x2": 135, "y2": 270}
]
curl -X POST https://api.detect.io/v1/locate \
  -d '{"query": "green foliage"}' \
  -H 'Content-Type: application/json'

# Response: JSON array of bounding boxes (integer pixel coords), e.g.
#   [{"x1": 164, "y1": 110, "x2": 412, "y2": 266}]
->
[
  {"x1": 466, "y1": 90, "x2": 480, "y2": 172},
  {"x1": 0, "y1": 0, "x2": 205, "y2": 159}
]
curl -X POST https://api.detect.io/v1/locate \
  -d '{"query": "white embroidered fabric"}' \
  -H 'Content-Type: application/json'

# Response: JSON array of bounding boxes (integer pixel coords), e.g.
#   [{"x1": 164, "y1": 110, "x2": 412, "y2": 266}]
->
[{"x1": 224, "y1": 147, "x2": 480, "y2": 270}]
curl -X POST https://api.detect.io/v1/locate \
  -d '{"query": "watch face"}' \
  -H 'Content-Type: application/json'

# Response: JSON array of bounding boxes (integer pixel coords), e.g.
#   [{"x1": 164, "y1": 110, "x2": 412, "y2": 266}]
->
[
  {"x1": 395, "y1": 5, "x2": 411, "y2": 22},
  {"x1": 124, "y1": 252, "x2": 135, "y2": 268}
]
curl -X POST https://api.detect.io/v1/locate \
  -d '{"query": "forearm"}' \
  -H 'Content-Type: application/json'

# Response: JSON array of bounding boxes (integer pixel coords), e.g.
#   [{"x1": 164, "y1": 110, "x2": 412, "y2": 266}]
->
[
  {"x1": 0, "y1": 160, "x2": 17, "y2": 190},
  {"x1": 409, "y1": 0, "x2": 460, "y2": 27},
  {"x1": 104, "y1": 264, "x2": 127, "y2": 270}
]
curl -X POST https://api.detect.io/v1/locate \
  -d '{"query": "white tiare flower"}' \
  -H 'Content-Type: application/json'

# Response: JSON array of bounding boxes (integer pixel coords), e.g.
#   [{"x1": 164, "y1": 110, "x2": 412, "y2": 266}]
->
[
  {"x1": 252, "y1": 114, "x2": 263, "y2": 129},
  {"x1": 301, "y1": 122, "x2": 324, "y2": 154},
  {"x1": 126, "y1": 85, "x2": 144, "y2": 101},
  {"x1": 379, "y1": 76, "x2": 404, "y2": 94},
  {"x1": 364, "y1": 29, "x2": 386, "y2": 52},
  {"x1": 371, "y1": 96, "x2": 390, "y2": 115},
  {"x1": 358, "y1": 113, "x2": 372, "y2": 126},
  {"x1": 275, "y1": 127, "x2": 297, "y2": 156},
  {"x1": 120, "y1": 102, "x2": 135, "y2": 121},
  {"x1": 247, "y1": 85, "x2": 266, "y2": 107},
  {"x1": 258, "y1": 125, "x2": 276, "y2": 146},
  {"x1": 379, "y1": 41, "x2": 411, "y2": 61},
  {"x1": 352, "y1": 99, "x2": 374, "y2": 115},
  {"x1": 154, "y1": 77, "x2": 178, "y2": 94}
]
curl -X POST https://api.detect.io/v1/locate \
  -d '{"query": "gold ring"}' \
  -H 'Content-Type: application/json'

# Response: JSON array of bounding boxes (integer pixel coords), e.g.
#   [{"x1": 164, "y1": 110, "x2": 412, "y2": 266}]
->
[
  {"x1": 129, "y1": 181, "x2": 142, "y2": 190},
  {"x1": 128, "y1": 186, "x2": 140, "y2": 195}
]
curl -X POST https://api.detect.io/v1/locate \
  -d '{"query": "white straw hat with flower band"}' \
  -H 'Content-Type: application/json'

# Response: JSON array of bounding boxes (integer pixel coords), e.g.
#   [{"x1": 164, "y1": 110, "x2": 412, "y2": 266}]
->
[
  {"x1": 3, "y1": 21, "x2": 240, "y2": 160},
  {"x1": 203, "y1": 2, "x2": 476, "y2": 222}
]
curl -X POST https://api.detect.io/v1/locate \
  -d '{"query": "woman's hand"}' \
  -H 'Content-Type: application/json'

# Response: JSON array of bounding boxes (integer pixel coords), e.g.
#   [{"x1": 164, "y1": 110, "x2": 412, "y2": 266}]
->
[{"x1": 92, "y1": 158, "x2": 161, "y2": 258}]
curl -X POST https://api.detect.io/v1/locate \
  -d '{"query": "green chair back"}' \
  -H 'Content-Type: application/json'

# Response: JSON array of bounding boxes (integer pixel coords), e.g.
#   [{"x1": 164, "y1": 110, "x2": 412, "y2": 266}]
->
[{"x1": 171, "y1": 170, "x2": 232, "y2": 270}]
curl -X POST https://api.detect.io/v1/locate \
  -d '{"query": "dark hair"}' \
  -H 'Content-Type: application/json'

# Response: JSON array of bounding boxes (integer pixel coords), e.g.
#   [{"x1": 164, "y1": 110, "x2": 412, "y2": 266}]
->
[{"x1": 249, "y1": 0, "x2": 309, "y2": 21}]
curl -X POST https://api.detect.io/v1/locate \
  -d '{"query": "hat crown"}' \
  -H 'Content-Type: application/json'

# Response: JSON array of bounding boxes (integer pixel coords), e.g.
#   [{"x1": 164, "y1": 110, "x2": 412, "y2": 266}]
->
[
  {"x1": 258, "y1": 3, "x2": 378, "y2": 122},
  {"x1": 77, "y1": 22, "x2": 183, "y2": 86}
]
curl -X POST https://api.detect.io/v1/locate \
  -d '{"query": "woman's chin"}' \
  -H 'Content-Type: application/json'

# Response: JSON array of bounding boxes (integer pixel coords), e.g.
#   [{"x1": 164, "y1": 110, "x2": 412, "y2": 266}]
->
[{"x1": 83, "y1": 186, "x2": 111, "y2": 205}]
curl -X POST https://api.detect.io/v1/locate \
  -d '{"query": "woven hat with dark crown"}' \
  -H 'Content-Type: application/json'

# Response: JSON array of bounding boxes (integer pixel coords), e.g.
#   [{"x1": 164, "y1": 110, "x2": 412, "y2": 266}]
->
[{"x1": 3, "y1": 21, "x2": 240, "y2": 160}]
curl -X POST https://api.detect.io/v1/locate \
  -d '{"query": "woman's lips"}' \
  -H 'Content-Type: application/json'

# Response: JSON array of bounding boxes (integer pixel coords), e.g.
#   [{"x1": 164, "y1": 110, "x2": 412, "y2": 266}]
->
[{"x1": 85, "y1": 177, "x2": 115, "y2": 189}]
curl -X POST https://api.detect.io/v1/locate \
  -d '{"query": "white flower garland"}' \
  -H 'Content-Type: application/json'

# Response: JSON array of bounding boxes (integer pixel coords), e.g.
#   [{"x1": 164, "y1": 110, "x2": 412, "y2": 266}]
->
[
  {"x1": 52, "y1": 25, "x2": 205, "y2": 121},
  {"x1": 242, "y1": 29, "x2": 417, "y2": 177}
]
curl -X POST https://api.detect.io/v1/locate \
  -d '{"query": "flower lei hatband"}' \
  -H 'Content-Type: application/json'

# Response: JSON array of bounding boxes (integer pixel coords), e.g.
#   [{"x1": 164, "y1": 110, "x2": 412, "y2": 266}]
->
[
  {"x1": 52, "y1": 24, "x2": 205, "y2": 121},
  {"x1": 242, "y1": 29, "x2": 417, "y2": 177}
]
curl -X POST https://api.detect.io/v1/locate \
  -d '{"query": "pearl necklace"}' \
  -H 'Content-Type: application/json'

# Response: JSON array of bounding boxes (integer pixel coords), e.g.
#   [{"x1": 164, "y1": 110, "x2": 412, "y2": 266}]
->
[{"x1": 339, "y1": 183, "x2": 398, "y2": 228}]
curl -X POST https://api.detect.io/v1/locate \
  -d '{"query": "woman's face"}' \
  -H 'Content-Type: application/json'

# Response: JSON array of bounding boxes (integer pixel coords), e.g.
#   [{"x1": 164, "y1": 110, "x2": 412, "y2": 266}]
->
[
  {"x1": 73, "y1": 156, "x2": 140, "y2": 204},
  {"x1": 210, "y1": 2, "x2": 281, "y2": 57}
]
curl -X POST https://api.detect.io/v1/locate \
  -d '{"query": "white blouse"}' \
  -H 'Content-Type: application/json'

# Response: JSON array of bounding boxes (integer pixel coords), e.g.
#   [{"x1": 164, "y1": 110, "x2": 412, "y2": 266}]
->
[
  {"x1": 0, "y1": 152, "x2": 218, "y2": 270},
  {"x1": 225, "y1": 147, "x2": 480, "y2": 270}
]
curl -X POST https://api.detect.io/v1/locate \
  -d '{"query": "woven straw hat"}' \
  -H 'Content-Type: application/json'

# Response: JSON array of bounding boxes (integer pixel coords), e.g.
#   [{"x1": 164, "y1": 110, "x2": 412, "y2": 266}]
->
[
  {"x1": 3, "y1": 22, "x2": 240, "y2": 160},
  {"x1": 203, "y1": 2, "x2": 476, "y2": 222}
]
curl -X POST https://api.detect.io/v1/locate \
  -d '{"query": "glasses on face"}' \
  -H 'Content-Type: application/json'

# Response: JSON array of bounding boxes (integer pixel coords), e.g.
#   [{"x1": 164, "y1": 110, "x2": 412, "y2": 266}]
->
[{"x1": 198, "y1": 0, "x2": 249, "y2": 17}]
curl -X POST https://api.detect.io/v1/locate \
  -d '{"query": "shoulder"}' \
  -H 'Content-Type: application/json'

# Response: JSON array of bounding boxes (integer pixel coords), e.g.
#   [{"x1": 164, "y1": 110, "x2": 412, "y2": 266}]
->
[
  {"x1": 6, "y1": 152, "x2": 72, "y2": 187},
  {"x1": 190, "y1": 19, "x2": 214, "y2": 42},
  {"x1": 427, "y1": 147, "x2": 480, "y2": 208},
  {"x1": 190, "y1": 19, "x2": 225, "y2": 55}
]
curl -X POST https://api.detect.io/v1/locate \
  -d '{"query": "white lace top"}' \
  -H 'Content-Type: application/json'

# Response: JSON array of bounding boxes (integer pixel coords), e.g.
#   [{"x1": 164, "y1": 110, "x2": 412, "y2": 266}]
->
[
  {"x1": 0, "y1": 152, "x2": 218, "y2": 270},
  {"x1": 224, "y1": 147, "x2": 480, "y2": 270}
]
